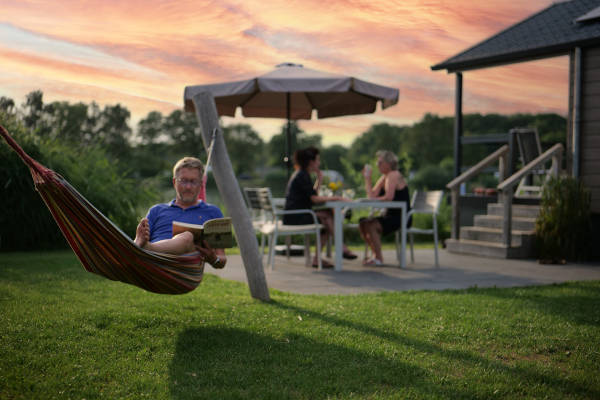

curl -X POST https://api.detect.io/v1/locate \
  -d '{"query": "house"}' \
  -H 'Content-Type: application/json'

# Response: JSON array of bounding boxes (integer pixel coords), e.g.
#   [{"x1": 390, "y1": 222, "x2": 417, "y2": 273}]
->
[{"x1": 431, "y1": 0, "x2": 600, "y2": 258}]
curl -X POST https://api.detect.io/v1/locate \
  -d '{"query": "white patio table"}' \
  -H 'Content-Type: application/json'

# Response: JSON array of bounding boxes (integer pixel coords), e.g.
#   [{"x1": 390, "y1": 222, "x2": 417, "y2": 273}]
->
[{"x1": 323, "y1": 200, "x2": 408, "y2": 271}]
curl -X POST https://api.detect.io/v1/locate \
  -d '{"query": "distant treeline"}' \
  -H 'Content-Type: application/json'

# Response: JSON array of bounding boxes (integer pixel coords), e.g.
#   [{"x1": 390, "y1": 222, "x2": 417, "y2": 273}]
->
[{"x1": 0, "y1": 90, "x2": 566, "y2": 250}]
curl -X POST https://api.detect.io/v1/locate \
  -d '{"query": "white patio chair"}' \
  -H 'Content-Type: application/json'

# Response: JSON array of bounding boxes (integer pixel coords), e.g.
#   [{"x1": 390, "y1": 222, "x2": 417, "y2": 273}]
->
[
  {"x1": 243, "y1": 187, "x2": 323, "y2": 270},
  {"x1": 395, "y1": 190, "x2": 444, "y2": 267},
  {"x1": 243, "y1": 187, "x2": 270, "y2": 255}
]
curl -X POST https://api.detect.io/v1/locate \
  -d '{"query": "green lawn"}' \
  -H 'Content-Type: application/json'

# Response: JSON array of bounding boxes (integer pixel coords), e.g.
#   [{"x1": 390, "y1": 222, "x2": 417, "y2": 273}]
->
[{"x1": 1, "y1": 251, "x2": 599, "y2": 399}]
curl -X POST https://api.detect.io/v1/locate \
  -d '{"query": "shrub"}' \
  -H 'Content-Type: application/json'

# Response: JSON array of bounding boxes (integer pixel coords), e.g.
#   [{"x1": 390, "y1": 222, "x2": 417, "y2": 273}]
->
[
  {"x1": 0, "y1": 115, "x2": 156, "y2": 251},
  {"x1": 535, "y1": 176, "x2": 592, "y2": 262},
  {"x1": 40, "y1": 139, "x2": 155, "y2": 238},
  {"x1": 0, "y1": 114, "x2": 64, "y2": 250}
]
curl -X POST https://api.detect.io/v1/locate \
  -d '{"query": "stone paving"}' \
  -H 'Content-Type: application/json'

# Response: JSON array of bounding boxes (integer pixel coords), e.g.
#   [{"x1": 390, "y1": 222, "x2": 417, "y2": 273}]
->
[{"x1": 207, "y1": 248, "x2": 600, "y2": 295}]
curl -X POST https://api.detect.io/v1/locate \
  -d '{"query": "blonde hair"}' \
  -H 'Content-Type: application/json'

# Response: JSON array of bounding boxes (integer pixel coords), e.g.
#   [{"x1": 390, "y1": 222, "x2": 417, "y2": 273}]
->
[
  {"x1": 173, "y1": 157, "x2": 204, "y2": 177},
  {"x1": 376, "y1": 150, "x2": 398, "y2": 170}
]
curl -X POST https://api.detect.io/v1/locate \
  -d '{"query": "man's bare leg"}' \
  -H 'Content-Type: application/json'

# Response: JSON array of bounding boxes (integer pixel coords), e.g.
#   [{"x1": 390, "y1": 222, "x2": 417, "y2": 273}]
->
[
  {"x1": 134, "y1": 218, "x2": 196, "y2": 255},
  {"x1": 146, "y1": 232, "x2": 196, "y2": 254}
]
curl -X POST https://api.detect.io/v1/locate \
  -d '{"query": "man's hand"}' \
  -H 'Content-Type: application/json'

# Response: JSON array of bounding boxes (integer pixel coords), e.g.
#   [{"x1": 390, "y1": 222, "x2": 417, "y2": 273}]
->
[{"x1": 195, "y1": 240, "x2": 226, "y2": 268}]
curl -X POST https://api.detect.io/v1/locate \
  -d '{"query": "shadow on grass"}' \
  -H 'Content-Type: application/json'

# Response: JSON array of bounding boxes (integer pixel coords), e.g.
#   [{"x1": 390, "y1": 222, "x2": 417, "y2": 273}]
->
[
  {"x1": 459, "y1": 282, "x2": 600, "y2": 327},
  {"x1": 168, "y1": 326, "x2": 471, "y2": 399},
  {"x1": 265, "y1": 300, "x2": 599, "y2": 399}
]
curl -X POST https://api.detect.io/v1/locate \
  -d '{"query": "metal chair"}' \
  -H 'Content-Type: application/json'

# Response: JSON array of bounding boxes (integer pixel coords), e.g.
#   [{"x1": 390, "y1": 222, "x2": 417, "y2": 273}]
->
[
  {"x1": 243, "y1": 187, "x2": 323, "y2": 270},
  {"x1": 395, "y1": 190, "x2": 444, "y2": 267},
  {"x1": 242, "y1": 187, "x2": 270, "y2": 256}
]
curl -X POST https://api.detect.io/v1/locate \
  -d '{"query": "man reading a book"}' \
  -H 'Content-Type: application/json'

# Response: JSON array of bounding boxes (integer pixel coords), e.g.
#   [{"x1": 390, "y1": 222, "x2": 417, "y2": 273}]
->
[{"x1": 134, "y1": 157, "x2": 226, "y2": 269}]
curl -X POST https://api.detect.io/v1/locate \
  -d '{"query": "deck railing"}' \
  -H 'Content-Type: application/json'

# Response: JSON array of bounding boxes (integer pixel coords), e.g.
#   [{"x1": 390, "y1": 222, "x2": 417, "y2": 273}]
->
[
  {"x1": 446, "y1": 145, "x2": 510, "y2": 240},
  {"x1": 496, "y1": 143, "x2": 563, "y2": 247}
]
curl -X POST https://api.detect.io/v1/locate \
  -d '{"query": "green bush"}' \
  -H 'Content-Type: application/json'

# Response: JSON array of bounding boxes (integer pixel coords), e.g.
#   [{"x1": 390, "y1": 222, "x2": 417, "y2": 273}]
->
[
  {"x1": 0, "y1": 115, "x2": 156, "y2": 251},
  {"x1": 535, "y1": 176, "x2": 592, "y2": 262},
  {"x1": 0, "y1": 114, "x2": 64, "y2": 250},
  {"x1": 40, "y1": 140, "x2": 155, "y2": 238}
]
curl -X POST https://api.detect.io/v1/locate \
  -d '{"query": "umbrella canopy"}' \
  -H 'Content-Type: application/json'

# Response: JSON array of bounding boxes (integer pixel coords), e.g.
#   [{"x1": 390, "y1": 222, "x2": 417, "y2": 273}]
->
[{"x1": 184, "y1": 63, "x2": 399, "y2": 174}]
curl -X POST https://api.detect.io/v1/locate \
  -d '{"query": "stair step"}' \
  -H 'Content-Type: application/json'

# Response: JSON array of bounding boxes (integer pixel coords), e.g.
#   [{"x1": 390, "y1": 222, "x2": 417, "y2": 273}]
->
[
  {"x1": 474, "y1": 215, "x2": 536, "y2": 231},
  {"x1": 460, "y1": 226, "x2": 535, "y2": 246},
  {"x1": 487, "y1": 203, "x2": 540, "y2": 218},
  {"x1": 446, "y1": 239, "x2": 535, "y2": 259}
]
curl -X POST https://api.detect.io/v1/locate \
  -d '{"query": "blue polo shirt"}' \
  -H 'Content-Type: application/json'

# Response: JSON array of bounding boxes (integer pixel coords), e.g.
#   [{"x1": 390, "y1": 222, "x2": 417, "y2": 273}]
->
[{"x1": 146, "y1": 199, "x2": 224, "y2": 242}]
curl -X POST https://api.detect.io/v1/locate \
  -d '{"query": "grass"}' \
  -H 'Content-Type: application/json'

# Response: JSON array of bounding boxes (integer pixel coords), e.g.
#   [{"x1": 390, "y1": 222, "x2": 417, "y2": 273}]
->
[{"x1": 1, "y1": 251, "x2": 599, "y2": 399}]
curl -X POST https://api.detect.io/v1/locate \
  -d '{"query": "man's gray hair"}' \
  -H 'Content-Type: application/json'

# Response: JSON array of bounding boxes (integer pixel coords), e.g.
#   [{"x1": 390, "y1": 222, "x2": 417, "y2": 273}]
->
[
  {"x1": 173, "y1": 157, "x2": 204, "y2": 177},
  {"x1": 376, "y1": 150, "x2": 398, "y2": 170}
]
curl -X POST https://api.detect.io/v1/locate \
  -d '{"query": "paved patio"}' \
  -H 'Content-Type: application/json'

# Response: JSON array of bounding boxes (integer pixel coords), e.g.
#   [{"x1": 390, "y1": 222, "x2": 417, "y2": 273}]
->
[{"x1": 208, "y1": 248, "x2": 600, "y2": 295}]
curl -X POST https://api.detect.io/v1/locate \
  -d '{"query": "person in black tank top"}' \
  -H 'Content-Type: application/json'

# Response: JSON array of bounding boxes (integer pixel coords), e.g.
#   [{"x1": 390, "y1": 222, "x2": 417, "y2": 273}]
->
[
  {"x1": 283, "y1": 147, "x2": 358, "y2": 267},
  {"x1": 359, "y1": 150, "x2": 411, "y2": 266}
]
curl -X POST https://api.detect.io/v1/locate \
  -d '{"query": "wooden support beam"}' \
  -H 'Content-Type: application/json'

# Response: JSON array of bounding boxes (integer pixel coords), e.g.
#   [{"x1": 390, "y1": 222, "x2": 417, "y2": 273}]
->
[
  {"x1": 454, "y1": 72, "x2": 463, "y2": 179},
  {"x1": 451, "y1": 188, "x2": 460, "y2": 240},
  {"x1": 191, "y1": 92, "x2": 270, "y2": 302}
]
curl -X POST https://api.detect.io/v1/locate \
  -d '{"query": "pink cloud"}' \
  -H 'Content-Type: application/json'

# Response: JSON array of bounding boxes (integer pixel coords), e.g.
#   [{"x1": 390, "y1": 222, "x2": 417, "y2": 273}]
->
[{"x1": 0, "y1": 0, "x2": 565, "y2": 146}]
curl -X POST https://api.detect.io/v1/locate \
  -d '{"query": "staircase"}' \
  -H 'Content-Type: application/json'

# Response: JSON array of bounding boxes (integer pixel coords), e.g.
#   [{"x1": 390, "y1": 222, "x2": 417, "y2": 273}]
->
[{"x1": 446, "y1": 203, "x2": 539, "y2": 258}]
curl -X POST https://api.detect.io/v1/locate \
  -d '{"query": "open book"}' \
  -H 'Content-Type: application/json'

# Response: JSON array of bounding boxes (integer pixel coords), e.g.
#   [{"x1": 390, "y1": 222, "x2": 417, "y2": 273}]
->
[{"x1": 172, "y1": 217, "x2": 234, "y2": 248}]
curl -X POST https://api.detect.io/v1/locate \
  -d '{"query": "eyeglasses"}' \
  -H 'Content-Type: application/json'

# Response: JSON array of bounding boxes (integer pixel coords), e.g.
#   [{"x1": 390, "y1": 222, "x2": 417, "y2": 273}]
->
[{"x1": 176, "y1": 178, "x2": 201, "y2": 187}]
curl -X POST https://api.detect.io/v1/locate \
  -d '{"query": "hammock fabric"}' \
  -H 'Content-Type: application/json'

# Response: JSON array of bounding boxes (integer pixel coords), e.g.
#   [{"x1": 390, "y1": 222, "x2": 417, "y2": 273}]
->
[{"x1": 1, "y1": 125, "x2": 205, "y2": 295}]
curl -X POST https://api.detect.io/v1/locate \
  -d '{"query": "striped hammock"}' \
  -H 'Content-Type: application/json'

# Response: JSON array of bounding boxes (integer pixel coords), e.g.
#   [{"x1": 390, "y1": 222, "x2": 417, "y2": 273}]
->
[{"x1": 1, "y1": 125, "x2": 205, "y2": 295}]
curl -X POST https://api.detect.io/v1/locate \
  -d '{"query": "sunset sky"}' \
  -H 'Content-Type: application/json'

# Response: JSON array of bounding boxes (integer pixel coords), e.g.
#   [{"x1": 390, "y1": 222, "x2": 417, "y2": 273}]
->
[{"x1": 0, "y1": 0, "x2": 569, "y2": 146}]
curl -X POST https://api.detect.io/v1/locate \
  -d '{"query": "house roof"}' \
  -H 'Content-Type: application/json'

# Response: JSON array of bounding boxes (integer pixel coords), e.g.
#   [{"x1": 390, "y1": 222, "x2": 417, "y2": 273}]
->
[{"x1": 432, "y1": 0, "x2": 600, "y2": 72}]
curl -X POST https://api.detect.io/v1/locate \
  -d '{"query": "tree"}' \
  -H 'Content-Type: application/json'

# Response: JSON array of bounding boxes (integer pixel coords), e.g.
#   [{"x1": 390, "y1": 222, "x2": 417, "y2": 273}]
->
[
  {"x1": 404, "y1": 114, "x2": 453, "y2": 170},
  {"x1": 320, "y1": 144, "x2": 347, "y2": 172},
  {"x1": 21, "y1": 90, "x2": 51, "y2": 137},
  {"x1": 42, "y1": 101, "x2": 89, "y2": 143},
  {"x1": 347, "y1": 123, "x2": 408, "y2": 170},
  {"x1": 95, "y1": 104, "x2": 132, "y2": 159},
  {"x1": 137, "y1": 111, "x2": 164, "y2": 145},
  {"x1": 0, "y1": 96, "x2": 15, "y2": 114},
  {"x1": 163, "y1": 109, "x2": 204, "y2": 157},
  {"x1": 222, "y1": 124, "x2": 265, "y2": 175}
]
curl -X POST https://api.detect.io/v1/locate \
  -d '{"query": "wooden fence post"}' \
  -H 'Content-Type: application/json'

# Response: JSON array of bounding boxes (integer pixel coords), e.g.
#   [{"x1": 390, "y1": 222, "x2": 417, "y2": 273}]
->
[{"x1": 191, "y1": 92, "x2": 270, "y2": 302}]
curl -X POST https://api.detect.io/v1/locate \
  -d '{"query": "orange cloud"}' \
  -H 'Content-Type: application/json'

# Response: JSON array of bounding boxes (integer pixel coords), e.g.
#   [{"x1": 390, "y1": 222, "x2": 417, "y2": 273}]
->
[{"x1": 0, "y1": 0, "x2": 565, "y2": 146}]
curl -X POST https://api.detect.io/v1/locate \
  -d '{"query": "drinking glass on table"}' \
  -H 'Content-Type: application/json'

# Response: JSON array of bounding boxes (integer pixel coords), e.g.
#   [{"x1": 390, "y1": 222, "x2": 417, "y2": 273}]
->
[
  {"x1": 319, "y1": 186, "x2": 333, "y2": 197},
  {"x1": 343, "y1": 188, "x2": 355, "y2": 200}
]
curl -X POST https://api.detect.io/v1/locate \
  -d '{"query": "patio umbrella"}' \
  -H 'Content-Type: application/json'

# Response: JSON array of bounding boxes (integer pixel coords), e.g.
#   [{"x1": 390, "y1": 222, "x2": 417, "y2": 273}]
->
[{"x1": 184, "y1": 62, "x2": 399, "y2": 176}]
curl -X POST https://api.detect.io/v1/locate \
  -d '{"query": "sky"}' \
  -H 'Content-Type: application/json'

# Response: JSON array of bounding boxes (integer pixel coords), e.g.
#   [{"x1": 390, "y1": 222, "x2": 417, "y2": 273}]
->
[{"x1": 0, "y1": 0, "x2": 569, "y2": 146}]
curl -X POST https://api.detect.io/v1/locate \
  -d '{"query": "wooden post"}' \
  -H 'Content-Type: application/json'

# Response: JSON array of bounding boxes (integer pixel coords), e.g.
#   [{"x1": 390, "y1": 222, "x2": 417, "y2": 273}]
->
[
  {"x1": 499, "y1": 153, "x2": 507, "y2": 182},
  {"x1": 191, "y1": 92, "x2": 270, "y2": 302},
  {"x1": 451, "y1": 188, "x2": 460, "y2": 240},
  {"x1": 507, "y1": 129, "x2": 517, "y2": 178},
  {"x1": 552, "y1": 152, "x2": 562, "y2": 177},
  {"x1": 454, "y1": 72, "x2": 463, "y2": 179},
  {"x1": 502, "y1": 190, "x2": 513, "y2": 247}
]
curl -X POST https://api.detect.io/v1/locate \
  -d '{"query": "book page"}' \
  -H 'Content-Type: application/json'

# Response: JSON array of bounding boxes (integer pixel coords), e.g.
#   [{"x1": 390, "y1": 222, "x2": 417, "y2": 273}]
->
[
  {"x1": 202, "y1": 217, "x2": 232, "y2": 234},
  {"x1": 173, "y1": 218, "x2": 233, "y2": 248}
]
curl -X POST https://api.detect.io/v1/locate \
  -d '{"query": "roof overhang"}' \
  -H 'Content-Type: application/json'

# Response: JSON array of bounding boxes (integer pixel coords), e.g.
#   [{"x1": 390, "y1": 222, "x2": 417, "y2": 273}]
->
[{"x1": 431, "y1": 40, "x2": 600, "y2": 73}]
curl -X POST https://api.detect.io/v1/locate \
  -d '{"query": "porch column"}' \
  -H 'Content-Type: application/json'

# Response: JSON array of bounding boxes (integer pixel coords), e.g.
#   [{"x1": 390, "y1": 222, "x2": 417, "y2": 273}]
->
[{"x1": 454, "y1": 72, "x2": 463, "y2": 178}]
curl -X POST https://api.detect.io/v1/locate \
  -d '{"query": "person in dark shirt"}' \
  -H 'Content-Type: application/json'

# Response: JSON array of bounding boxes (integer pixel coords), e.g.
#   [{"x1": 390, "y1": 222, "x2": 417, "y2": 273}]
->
[
  {"x1": 359, "y1": 150, "x2": 411, "y2": 266},
  {"x1": 284, "y1": 146, "x2": 357, "y2": 268}
]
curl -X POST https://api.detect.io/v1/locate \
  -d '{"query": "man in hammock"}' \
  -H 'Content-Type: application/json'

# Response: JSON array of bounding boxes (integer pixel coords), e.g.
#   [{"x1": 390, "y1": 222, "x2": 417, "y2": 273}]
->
[{"x1": 134, "y1": 157, "x2": 226, "y2": 269}]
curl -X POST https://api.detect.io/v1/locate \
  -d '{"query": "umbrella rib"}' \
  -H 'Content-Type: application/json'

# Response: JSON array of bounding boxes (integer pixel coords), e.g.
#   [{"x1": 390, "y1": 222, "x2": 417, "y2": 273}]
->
[{"x1": 236, "y1": 79, "x2": 260, "y2": 109}]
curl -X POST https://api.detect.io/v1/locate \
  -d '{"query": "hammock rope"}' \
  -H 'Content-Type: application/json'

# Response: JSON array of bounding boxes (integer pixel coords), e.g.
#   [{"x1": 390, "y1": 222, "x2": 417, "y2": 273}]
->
[{"x1": 1, "y1": 125, "x2": 207, "y2": 295}]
